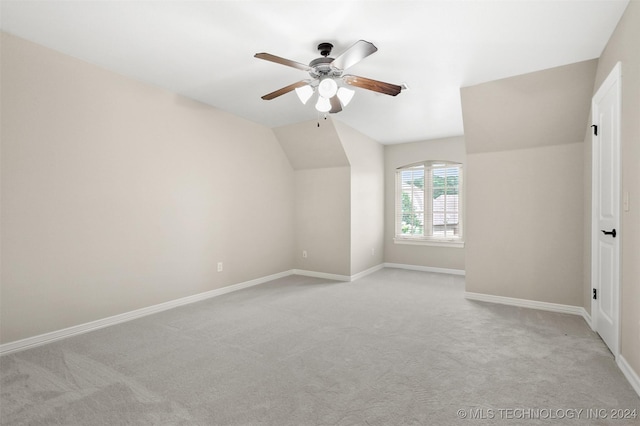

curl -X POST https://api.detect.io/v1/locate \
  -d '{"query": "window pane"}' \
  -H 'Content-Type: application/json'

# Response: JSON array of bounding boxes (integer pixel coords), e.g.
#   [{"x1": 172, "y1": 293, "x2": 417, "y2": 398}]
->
[
  {"x1": 446, "y1": 212, "x2": 458, "y2": 225},
  {"x1": 414, "y1": 213, "x2": 424, "y2": 234},
  {"x1": 446, "y1": 196, "x2": 458, "y2": 211},
  {"x1": 399, "y1": 167, "x2": 425, "y2": 236},
  {"x1": 415, "y1": 194, "x2": 424, "y2": 211},
  {"x1": 401, "y1": 212, "x2": 423, "y2": 235},
  {"x1": 396, "y1": 162, "x2": 462, "y2": 241},
  {"x1": 429, "y1": 166, "x2": 460, "y2": 238}
]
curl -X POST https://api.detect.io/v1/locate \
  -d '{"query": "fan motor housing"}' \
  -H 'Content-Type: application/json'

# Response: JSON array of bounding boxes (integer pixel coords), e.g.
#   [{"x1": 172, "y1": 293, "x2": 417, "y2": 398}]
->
[{"x1": 309, "y1": 57, "x2": 342, "y2": 79}]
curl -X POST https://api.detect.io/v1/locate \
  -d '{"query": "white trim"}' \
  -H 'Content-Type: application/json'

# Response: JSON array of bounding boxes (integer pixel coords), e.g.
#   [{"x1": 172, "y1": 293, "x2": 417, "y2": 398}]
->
[
  {"x1": 580, "y1": 308, "x2": 593, "y2": 330},
  {"x1": 350, "y1": 264, "x2": 385, "y2": 281},
  {"x1": 291, "y1": 269, "x2": 351, "y2": 282},
  {"x1": 464, "y1": 292, "x2": 585, "y2": 316},
  {"x1": 464, "y1": 291, "x2": 640, "y2": 398},
  {"x1": 384, "y1": 262, "x2": 465, "y2": 276},
  {"x1": 3, "y1": 265, "x2": 637, "y2": 400},
  {"x1": 0, "y1": 270, "x2": 293, "y2": 356},
  {"x1": 393, "y1": 238, "x2": 464, "y2": 248},
  {"x1": 0, "y1": 265, "x2": 464, "y2": 355},
  {"x1": 0, "y1": 267, "x2": 384, "y2": 355},
  {"x1": 395, "y1": 162, "x2": 464, "y2": 242},
  {"x1": 618, "y1": 355, "x2": 640, "y2": 398},
  {"x1": 590, "y1": 60, "x2": 622, "y2": 359}
]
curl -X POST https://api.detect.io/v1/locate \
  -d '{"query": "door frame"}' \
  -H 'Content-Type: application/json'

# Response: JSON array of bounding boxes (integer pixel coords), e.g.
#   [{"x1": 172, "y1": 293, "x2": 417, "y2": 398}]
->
[{"x1": 590, "y1": 61, "x2": 621, "y2": 358}]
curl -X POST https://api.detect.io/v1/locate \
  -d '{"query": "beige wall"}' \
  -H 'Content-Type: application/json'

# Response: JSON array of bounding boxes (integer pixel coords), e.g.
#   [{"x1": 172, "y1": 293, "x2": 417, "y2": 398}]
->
[
  {"x1": 276, "y1": 118, "x2": 384, "y2": 277},
  {"x1": 585, "y1": 0, "x2": 640, "y2": 378},
  {"x1": 462, "y1": 59, "x2": 598, "y2": 154},
  {"x1": 273, "y1": 120, "x2": 349, "y2": 170},
  {"x1": 333, "y1": 119, "x2": 385, "y2": 275},
  {"x1": 293, "y1": 167, "x2": 351, "y2": 275},
  {"x1": 383, "y1": 137, "x2": 466, "y2": 271},
  {"x1": 0, "y1": 33, "x2": 295, "y2": 343},
  {"x1": 466, "y1": 143, "x2": 584, "y2": 305},
  {"x1": 461, "y1": 60, "x2": 595, "y2": 307}
]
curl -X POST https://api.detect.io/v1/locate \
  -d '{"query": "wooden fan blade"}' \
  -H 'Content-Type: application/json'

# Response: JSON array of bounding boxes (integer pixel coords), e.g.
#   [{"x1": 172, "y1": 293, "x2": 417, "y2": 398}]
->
[
  {"x1": 329, "y1": 96, "x2": 342, "y2": 113},
  {"x1": 261, "y1": 80, "x2": 309, "y2": 100},
  {"x1": 331, "y1": 40, "x2": 378, "y2": 70},
  {"x1": 254, "y1": 53, "x2": 310, "y2": 71},
  {"x1": 342, "y1": 74, "x2": 402, "y2": 96}
]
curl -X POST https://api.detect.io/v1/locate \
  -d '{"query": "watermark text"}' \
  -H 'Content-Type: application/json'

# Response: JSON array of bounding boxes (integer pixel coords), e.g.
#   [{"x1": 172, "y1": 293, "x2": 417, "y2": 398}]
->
[{"x1": 456, "y1": 408, "x2": 637, "y2": 421}]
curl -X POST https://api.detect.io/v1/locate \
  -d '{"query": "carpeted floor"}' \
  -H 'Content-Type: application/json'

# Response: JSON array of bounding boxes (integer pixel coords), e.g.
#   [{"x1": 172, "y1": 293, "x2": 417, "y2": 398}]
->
[{"x1": 1, "y1": 268, "x2": 638, "y2": 425}]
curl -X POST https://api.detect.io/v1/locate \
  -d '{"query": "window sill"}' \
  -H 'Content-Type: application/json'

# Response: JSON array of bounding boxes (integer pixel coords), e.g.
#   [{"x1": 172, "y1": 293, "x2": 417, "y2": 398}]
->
[{"x1": 393, "y1": 238, "x2": 465, "y2": 248}]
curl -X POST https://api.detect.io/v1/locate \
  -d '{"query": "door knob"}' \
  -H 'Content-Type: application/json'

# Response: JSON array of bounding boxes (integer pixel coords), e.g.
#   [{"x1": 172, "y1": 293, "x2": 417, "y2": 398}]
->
[{"x1": 601, "y1": 229, "x2": 617, "y2": 238}]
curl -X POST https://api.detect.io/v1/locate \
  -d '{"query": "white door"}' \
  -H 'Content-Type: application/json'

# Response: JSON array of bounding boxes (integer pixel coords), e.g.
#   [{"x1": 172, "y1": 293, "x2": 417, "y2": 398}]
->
[{"x1": 591, "y1": 62, "x2": 621, "y2": 357}]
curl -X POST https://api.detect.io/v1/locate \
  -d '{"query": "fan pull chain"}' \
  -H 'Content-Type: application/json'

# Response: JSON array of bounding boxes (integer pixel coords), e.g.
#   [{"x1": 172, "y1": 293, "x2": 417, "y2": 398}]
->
[{"x1": 316, "y1": 113, "x2": 328, "y2": 128}]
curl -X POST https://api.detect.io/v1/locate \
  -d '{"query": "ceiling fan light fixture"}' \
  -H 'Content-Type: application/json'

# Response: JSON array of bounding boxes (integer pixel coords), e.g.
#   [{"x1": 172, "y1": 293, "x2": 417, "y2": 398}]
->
[
  {"x1": 315, "y1": 96, "x2": 332, "y2": 112},
  {"x1": 337, "y1": 87, "x2": 355, "y2": 107},
  {"x1": 256, "y1": 40, "x2": 403, "y2": 114},
  {"x1": 294, "y1": 85, "x2": 314, "y2": 104},
  {"x1": 318, "y1": 78, "x2": 338, "y2": 99}
]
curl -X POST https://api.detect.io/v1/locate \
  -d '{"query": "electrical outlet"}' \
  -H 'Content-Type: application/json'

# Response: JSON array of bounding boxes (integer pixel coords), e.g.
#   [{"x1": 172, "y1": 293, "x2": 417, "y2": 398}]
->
[
  {"x1": 302, "y1": 250, "x2": 307, "y2": 258},
  {"x1": 217, "y1": 262, "x2": 223, "y2": 272},
  {"x1": 371, "y1": 248, "x2": 375, "y2": 256}
]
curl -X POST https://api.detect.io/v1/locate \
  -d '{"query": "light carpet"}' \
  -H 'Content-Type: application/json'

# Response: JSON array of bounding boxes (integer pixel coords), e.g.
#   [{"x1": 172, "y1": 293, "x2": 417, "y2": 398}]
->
[{"x1": 1, "y1": 268, "x2": 638, "y2": 425}]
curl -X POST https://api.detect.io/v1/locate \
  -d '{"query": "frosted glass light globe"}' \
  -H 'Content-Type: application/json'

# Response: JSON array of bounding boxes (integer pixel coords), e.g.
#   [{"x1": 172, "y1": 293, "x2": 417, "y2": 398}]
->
[
  {"x1": 337, "y1": 87, "x2": 355, "y2": 106},
  {"x1": 318, "y1": 78, "x2": 338, "y2": 98},
  {"x1": 315, "y1": 96, "x2": 332, "y2": 112},
  {"x1": 295, "y1": 85, "x2": 314, "y2": 104}
]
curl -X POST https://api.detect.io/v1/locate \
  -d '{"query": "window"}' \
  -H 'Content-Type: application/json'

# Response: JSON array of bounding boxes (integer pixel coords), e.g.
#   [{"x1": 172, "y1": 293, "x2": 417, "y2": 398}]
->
[{"x1": 395, "y1": 161, "x2": 463, "y2": 246}]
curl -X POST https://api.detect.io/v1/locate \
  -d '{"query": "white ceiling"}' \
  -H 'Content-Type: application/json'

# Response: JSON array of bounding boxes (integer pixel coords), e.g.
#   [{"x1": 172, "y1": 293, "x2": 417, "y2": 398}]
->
[{"x1": 0, "y1": 0, "x2": 629, "y2": 144}]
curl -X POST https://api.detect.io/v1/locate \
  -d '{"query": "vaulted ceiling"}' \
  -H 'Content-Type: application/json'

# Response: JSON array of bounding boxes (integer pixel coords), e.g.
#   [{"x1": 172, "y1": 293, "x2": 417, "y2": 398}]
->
[{"x1": 0, "y1": 1, "x2": 629, "y2": 144}]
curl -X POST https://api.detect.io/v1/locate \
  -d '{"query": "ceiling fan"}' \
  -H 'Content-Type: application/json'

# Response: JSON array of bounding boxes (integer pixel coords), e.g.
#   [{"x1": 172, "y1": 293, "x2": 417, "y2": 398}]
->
[{"x1": 254, "y1": 40, "x2": 403, "y2": 114}]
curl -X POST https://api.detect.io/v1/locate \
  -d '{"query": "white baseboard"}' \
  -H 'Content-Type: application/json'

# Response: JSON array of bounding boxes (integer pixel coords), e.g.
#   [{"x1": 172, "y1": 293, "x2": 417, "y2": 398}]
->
[
  {"x1": 618, "y1": 355, "x2": 640, "y2": 398},
  {"x1": 384, "y1": 262, "x2": 466, "y2": 276},
  {"x1": 2, "y1": 264, "x2": 463, "y2": 355},
  {"x1": 464, "y1": 291, "x2": 595, "y2": 329},
  {"x1": 464, "y1": 292, "x2": 585, "y2": 316},
  {"x1": 350, "y1": 264, "x2": 385, "y2": 281},
  {"x1": 0, "y1": 270, "x2": 292, "y2": 356},
  {"x1": 580, "y1": 308, "x2": 593, "y2": 329},
  {"x1": 3, "y1": 263, "x2": 621, "y2": 393},
  {"x1": 464, "y1": 291, "x2": 639, "y2": 399},
  {"x1": 291, "y1": 269, "x2": 351, "y2": 282},
  {"x1": 2, "y1": 264, "x2": 638, "y2": 401},
  {"x1": 1, "y1": 267, "x2": 376, "y2": 355}
]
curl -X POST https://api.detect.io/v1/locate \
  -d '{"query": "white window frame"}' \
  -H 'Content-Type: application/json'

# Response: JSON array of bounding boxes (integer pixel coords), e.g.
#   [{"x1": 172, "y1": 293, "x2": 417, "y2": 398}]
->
[{"x1": 394, "y1": 161, "x2": 464, "y2": 247}]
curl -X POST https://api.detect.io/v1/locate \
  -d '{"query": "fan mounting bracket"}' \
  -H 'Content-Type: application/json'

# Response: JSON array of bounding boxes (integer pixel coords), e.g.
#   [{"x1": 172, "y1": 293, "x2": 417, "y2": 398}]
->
[{"x1": 317, "y1": 42, "x2": 333, "y2": 57}]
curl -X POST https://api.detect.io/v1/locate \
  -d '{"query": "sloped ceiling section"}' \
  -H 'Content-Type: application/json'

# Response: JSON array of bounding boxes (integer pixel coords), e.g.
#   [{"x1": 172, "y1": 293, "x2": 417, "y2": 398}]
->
[
  {"x1": 0, "y1": 1, "x2": 628, "y2": 144},
  {"x1": 461, "y1": 59, "x2": 598, "y2": 154},
  {"x1": 273, "y1": 119, "x2": 350, "y2": 170}
]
